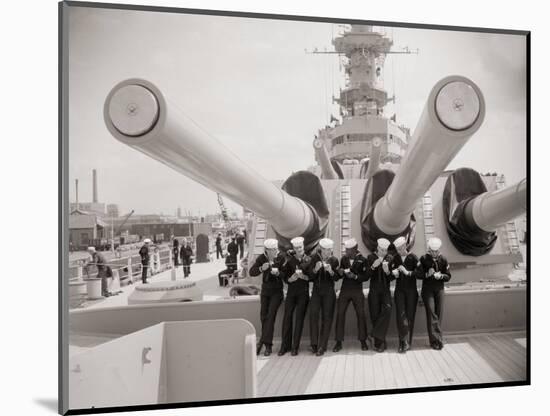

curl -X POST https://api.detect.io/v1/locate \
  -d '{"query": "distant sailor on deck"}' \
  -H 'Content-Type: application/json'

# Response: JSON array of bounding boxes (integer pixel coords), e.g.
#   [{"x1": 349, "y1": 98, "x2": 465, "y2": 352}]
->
[
  {"x1": 172, "y1": 239, "x2": 180, "y2": 268},
  {"x1": 417, "y1": 237, "x2": 451, "y2": 350},
  {"x1": 227, "y1": 236, "x2": 239, "y2": 260},
  {"x1": 366, "y1": 238, "x2": 393, "y2": 352},
  {"x1": 180, "y1": 239, "x2": 193, "y2": 278},
  {"x1": 390, "y1": 237, "x2": 419, "y2": 353},
  {"x1": 138, "y1": 239, "x2": 151, "y2": 284},
  {"x1": 85, "y1": 246, "x2": 110, "y2": 297},
  {"x1": 309, "y1": 238, "x2": 339, "y2": 356},
  {"x1": 236, "y1": 232, "x2": 246, "y2": 259},
  {"x1": 279, "y1": 236, "x2": 312, "y2": 356},
  {"x1": 215, "y1": 233, "x2": 223, "y2": 259},
  {"x1": 250, "y1": 238, "x2": 285, "y2": 356},
  {"x1": 333, "y1": 238, "x2": 369, "y2": 352}
]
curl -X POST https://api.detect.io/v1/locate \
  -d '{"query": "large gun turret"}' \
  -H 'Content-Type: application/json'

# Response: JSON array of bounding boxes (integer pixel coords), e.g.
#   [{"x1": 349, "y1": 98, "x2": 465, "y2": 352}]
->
[
  {"x1": 443, "y1": 167, "x2": 527, "y2": 255},
  {"x1": 465, "y1": 178, "x2": 527, "y2": 232},
  {"x1": 361, "y1": 76, "x2": 486, "y2": 250},
  {"x1": 104, "y1": 79, "x2": 327, "y2": 249}
]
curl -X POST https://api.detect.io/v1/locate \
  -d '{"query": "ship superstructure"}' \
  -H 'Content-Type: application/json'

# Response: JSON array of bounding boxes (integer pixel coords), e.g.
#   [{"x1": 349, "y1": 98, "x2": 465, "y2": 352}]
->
[{"x1": 311, "y1": 25, "x2": 412, "y2": 180}]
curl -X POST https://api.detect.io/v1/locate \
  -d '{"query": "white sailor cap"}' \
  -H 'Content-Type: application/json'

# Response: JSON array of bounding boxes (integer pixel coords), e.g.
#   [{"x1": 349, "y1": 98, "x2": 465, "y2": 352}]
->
[
  {"x1": 144, "y1": 238, "x2": 152, "y2": 243},
  {"x1": 290, "y1": 236, "x2": 304, "y2": 248},
  {"x1": 87, "y1": 246, "x2": 96, "y2": 252},
  {"x1": 428, "y1": 237, "x2": 442, "y2": 250},
  {"x1": 319, "y1": 238, "x2": 334, "y2": 249},
  {"x1": 343, "y1": 238, "x2": 358, "y2": 249},
  {"x1": 377, "y1": 238, "x2": 391, "y2": 250},
  {"x1": 263, "y1": 238, "x2": 278, "y2": 250},
  {"x1": 393, "y1": 236, "x2": 407, "y2": 248}
]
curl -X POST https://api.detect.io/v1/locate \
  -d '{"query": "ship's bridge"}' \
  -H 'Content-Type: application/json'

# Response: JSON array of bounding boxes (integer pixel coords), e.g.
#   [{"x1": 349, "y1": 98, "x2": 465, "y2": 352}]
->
[
  {"x1": 321, "y1": 115, "x2": 409, "y2": 162},
  {"x1": 336, "y1": 83, "x2": 389, "y2": 109}
]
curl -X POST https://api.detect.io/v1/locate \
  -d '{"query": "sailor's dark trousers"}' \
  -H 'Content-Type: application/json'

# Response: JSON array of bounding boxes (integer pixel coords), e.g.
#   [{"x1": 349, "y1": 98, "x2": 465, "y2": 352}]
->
[
  {"x1": 216, "y1": 245, "x2": 223, "y2": 259},
  {"x1": 181, "y1": 258, "x2": 191, "y2": 277},
  {"x1": 281, "y1": 290, "x2": 309, "y2": 350},
  {"x1": 421, "y1": 287, "x2": 445, "y2": 345},
  {"x1": 335, "y1": 289, "x2": 367, "y2": 342},
  {"x1": 97, "y1": 268, "x2": 108, "y2": 296},
  {"x1": 260, "y1": 290, "x2": 283, "y2": 346},
  {"x1": 368, "y1": 288, "x2": 392, "y2": 342},
  {"x1": 141, "y1": 262, "x2": 148, "y2": 283},
  {"x1": 309, "y1": 288, "x2": 336, "y2": 350},
  {"x1": 394, "y1": 288, "x2": 419, "y2": 344}
]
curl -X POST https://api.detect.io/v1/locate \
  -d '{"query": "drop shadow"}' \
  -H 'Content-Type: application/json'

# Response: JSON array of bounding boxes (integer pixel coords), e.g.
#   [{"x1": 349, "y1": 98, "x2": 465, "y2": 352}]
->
[{"x1": 33, "y1": 398, "x2": 58, "y2": 413}]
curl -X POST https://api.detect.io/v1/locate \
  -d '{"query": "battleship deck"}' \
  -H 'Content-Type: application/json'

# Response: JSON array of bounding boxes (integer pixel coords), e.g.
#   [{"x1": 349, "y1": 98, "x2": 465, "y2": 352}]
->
[
  {"x1": 68, "y1": 259, "x2": 527, "y2": 402},
  {"x1": 256, "y1": 331, "x2": 527, "y2": 396},
  {"x1": 69, "y1": 330, "x2": 527, "y2": 400}
]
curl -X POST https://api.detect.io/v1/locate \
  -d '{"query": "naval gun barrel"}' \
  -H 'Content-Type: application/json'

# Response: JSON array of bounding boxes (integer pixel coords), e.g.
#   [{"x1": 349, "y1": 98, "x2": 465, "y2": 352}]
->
[
  {"x1": 364, "y1": 136, "x2": 382, "y2": 180},
  {"x1": 104, "y1": 79, "x2": 316, "y2": 239},
  {"x1": 464, "y1": 178, "x2": 527, "y2": 232},
  {"x1": 313, "y1": 137, "x2": 339, "y2": 179},
  {"x1": 373, "y1": 75, "x2": 486, "y2": 235}
]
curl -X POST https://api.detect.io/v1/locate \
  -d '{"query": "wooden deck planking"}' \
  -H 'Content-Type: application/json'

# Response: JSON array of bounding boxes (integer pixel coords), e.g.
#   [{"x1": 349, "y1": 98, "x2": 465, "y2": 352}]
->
[
  {"x1": 489, "y1": 334, "x2": 527, "y2": 363},
  {"x1": 394, "y1": 352, "x2": 416, "y2": 388},
  {"x1": 452, "y1": 340, "x2": 503, "y2": 383},
  {"x1": 279, "y1": 350, "x2": 306, "y2": 396},
  {"x1": 304, "y1": 354, "x2": 330, "y2": 394},
  {"x1": 342, "y1": 350, "x2": 357, "y2": 392},
  {"x1": 410, "y1": 348, "x2": 444, "y2": 386},
  {"x1": 444, "y1": 339, "x2": 487, "y2": 383},
  {"x1": 372, "y1": 352, "x2": 386, "y2": 390},
  {"x1": 288, "y1": 352, "x2": 318, "y2": 396},
  {"x1": 514, "y1": 337, "x2": 527, "y2": 348},
  {"x1": 467, "y1": 335, "x2": 517, "y2": 381},
  {"x1": 332, "y1": 351, "x2": 349, "y2": 392},
  {"x1": 431, "y1": 344, "x2": 470, "y2": 384},
  {"x1": 388, "y1": 351, "x2": 409, "y2": 389},
  {"x1": 353, "y1": 349, "x2": 366, "y2": 391},
  {"x1": 363, "y1": 350, "x2": 377, "y2": 391},
  {"x1": 380, "y1": 351, "x2": 398, "y2": 389},
  {"x1": 267, "y1": 353, "x2": 295, "y2": 397},
  {"x1": 257, "y1": 332, "x2": 526, "y2": 397},
  {"x1": 467, "y1": 335, "x2": 522, "y2": 381},
  {"x1": 485, "y1": 335, "x2": 526, "y2": 379},
  {"x1": 404, "y1": 349, "x2": 431, "y2": 387},
  {"x1": 320, "y1": 355, "x2": 336, "y2": 392}
]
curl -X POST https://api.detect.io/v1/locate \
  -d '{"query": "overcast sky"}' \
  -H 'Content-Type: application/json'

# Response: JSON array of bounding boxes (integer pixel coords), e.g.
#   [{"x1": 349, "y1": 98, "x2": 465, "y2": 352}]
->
[{"x1": 68, "y1": 6, "x2": 527, "y2": 216}]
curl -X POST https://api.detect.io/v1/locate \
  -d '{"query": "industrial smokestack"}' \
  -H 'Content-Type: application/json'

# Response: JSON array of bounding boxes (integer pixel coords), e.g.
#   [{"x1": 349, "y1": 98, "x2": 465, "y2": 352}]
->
[
  {"x1": 75, "y1": 179, "x2": 79, "y2": 209},
  {"x1": 92, "y1": 169, "x2": 98, "y2": 203}
]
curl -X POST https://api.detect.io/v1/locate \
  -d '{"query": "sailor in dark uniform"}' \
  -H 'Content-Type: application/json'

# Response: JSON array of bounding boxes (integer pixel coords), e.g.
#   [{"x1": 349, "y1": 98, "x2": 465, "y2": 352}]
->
[
  {"x1": 172, "y1": 239, "x2": 180, "y2": 268},
  {"x1": 390, "y1": 236, "x2": 419, "y2": 353},
  {"x1": 366, "y1": 238, "x2": 393, "y2": 352},
  {"x1": 227, "y1": 236, "x2": 239, "y2": 260},
  {"x1": 249, "y1": 238, "x2": 285, "y2": 356},
  {"x1": 417, "y1": 237, "x2": 451, "y2": 350},
  {"x1": 215, "y1": 233, "x2": 223, "y2": 259},
  {"x1": 138, "y1": 238, "x2": 151, "y2": 284},
  {"x1": 279, "y1": 236, "x2": 311, "y2": 356},
  {"x1": 85, "y1": 246, "x2": 110, "y2": 297},
  {"x1": 309, "y1": 238, "x2": 339, "y2": 356},
  {"x1": 180, "y1": 238, "x2": 193, "y2": 278},
  {"x1": 333, "y1": 238, "x2": 369, "y2": 352}
]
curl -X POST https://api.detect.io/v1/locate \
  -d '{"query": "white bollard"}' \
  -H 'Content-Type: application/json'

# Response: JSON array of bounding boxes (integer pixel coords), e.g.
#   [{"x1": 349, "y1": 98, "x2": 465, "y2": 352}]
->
[
  {"x1": 77, "y1": 266, "x2": 83, "y2": 281},
  {"x1": 85, "y1": 278, "x2": 103, "y2": 300},
  {"x1": 171, "y1": 267, "x2": 177, "y2": 281},
  {"x1": 110, "y1": 269, "x2": 121, "y2": 292}
]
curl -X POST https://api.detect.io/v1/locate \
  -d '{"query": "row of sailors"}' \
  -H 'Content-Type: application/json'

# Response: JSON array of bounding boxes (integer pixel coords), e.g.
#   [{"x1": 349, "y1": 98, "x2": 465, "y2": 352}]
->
[{"x1": 250, "y1": 236, "x2": 450, "y2": 357}]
